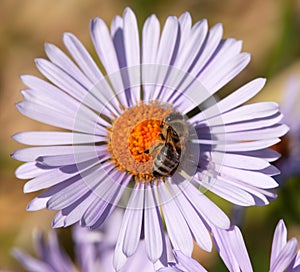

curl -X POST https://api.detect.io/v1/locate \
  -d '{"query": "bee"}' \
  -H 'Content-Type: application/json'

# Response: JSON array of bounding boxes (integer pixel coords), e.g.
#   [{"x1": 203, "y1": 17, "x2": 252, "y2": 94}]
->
[{"x1": 146, "y1": 112, "x2": 189, "y2": 178}]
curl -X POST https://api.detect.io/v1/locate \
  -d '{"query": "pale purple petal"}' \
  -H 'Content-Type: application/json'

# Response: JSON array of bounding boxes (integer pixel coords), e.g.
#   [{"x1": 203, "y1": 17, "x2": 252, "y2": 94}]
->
[
  {"x1": 63, "y1": 193, "x2": 98, "y2": 227},
  {"x1": 62, "y1": 32, "x2": 103, "y2": 84},
  {"x1": 213, "y1": 225, "x2": 253, "y2": 272},
  {"x1": 13, "y1": 249, "x2": 57, "y2": 272},
  {"x1": 17, "y1": 90, "x2": 108, "y2": 133},
  {"x1": 80, "y1": 168, "x2": 125, "y2": 227},
  {"x1": 110, "y1": 15, "x2": 134, "y2": 107},
  {"x1": 172, "y1": 18, "x2": 208, "y2": 76},
  {"x1": 168, "y1": 183, "x2": 212, "y2": 251},
  {"x1": 91, "y1": 18, "x2": 120, "y2": 76},
  {"x1": 113, "y1": 217, "x2": 128, "y2": 271},
  {"x1": 288, "y1": 252, "x2": 300, "y2": 271},
  {"x1": 27, "y1": 196, "x2": 51, "y2": 211},
  {"x1": 123, "y1": 7, "x2": 141, "y2": 104},
  {"x1": 199, "y1": 50, "x2": 250, "y2": 95},
  {"x1": 174, "y1": 250, "x2": 207, "y2": 272},
  {"x1": 215, "y1": 174, "x2": 276, "y2": 205},
  {"x1": 122, "y1": 183, "x2": 144, "y2": 257},
  {"x1": 202, "y1": 78, "x2": 267, "y2": 118},
  {"x1": 177, "y1": 12, "x2": 192, "y2": 52},
  {"x1": 179, "y1": 182, "x2": 230, "y2": 229},
  {"x1": 88, "y1": 173, "x2": 132, "y2": 230},
  {"x1": 237, "y1": 148, "x2": 280, "y2": 162},
  {"x1": 151, "y1": 16, "x2": 179, "y2": 100},
  {"x1": 219, "y1": 153, "x2": 270, "y2": 170},
  {"x1": 198, "y1": 177, "x2": 256, "y2": 206},
  {"x1": 164, "y1": 19, "x2": 208, "y2": 106},
  {"x1": 144, "y1": 184, "x2": 164, "y2": 262},
  {"x1": 90, "y1": 17, "x2": 128, "y2": 108},
  {"x1": 213, "y1": 124, "x2": 288, "y2": 142},
  {"x1": 21, "y1": 155, "x2": 108, "y2": 193},
  {"x1": 142, "y1": 14, "x2": 160, "y2": 102},
  {"x1": 44, "y1": 42, "x2": 92, "y2": 89},
  {"x1": 205, "y1": 102, "x2": 279, "y2": 125},
  {"x1": 269, "y1": 220, "x2": 300, "y2": 272},
  {"x1": 211, "y1": 138, "x2": 280, "y2": 152},
  {"x1": 158, "y1": 182, "x2": 194, "y2": 257},
  {"x1": 15, "y1": 162, "x2": 48, "y2": 179},
  {"x1": 13, "y1": 131, "x2": 105, "y2": 145},
  {"x1": 12, "y1": 145, "x2": 104, "y2": 162},
  {"x1": 271, "y1": 219, "x2": 288, "y2": 267},
  {"x1": 120, "y1": 240, "x2": 155, "y2": 272},
  {"x1": 189, "y1": 23, "x2": 223, "y2": 77},
  {"x1": 271, "y1": 239, "x2": 298, "y2": 272},
  {"x1": 199, "y1": 112, "x2": 283, "y2": 134},
  {"x1": 220, "y1": 166, "x2": 278, "y2": 189}
]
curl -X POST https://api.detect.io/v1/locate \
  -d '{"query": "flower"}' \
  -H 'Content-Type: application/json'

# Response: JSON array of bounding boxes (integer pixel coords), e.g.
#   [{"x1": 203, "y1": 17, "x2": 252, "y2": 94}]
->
[
  {"x1": 13, "y1": 230, "x2": 78, "y2": 272},
  {"x1": 13, "y1": 227, "x2": 206, "y2": 272},
  {"x1": 274, "y1": 77, "x2": 300, "y2": 184},
  {"x1": 269, "y1": 219, "x2": 300, "y2": 272},
  {"x1": 210, "y1": 220, "x2": 300, "y2": 272},
  {"x1": 13, "y1": 209, "x2": 155, "y2": 272},
  {"x1": 13, "y1": 7, "x2": 287, "y2": 270}
]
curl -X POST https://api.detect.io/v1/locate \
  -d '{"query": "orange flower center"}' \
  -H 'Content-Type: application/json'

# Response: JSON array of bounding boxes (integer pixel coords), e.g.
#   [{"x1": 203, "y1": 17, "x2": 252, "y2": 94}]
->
[
  {"x1": 128, "y1": 119, "x2": 162, "y2": 163},
  {"x1": 108, "y1": 101, "x2": 171, "y2": 181}
]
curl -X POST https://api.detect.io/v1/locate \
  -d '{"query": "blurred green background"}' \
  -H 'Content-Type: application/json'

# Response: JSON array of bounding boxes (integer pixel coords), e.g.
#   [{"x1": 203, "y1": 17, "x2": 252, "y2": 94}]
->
[{"x1": 0, "y1": 0, "x2": 300, "y2": 271}]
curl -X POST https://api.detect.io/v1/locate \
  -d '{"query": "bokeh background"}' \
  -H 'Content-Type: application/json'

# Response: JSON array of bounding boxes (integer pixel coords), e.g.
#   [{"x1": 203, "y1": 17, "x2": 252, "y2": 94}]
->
[{"x1": 0, "y1": 0, "x2": 300, "y2": 271}]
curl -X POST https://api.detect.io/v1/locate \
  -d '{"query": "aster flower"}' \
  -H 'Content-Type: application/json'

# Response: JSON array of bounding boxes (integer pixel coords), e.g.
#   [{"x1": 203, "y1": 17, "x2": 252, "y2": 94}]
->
[
  {"x1": 13, "y1": 7, "x2": 287, "y2": 270},
  {"x1": 13, "y1": 227, "x2": 206, "y2": 272},
  {"x1": 13, "y1": 210, "x2": 155, "y2": 272},
  {"x1": 274, "y1": 77, "x2": 300, "y2": 184},
  {"x1": 269, "y1": 220, "x2": 300, "y2": 272},
  {"x1": 13, "y1": 230, "x2": 78, "y2": 272},
  {"x1": 210, "y1": 220, "x2": 300, "y2": 272}
]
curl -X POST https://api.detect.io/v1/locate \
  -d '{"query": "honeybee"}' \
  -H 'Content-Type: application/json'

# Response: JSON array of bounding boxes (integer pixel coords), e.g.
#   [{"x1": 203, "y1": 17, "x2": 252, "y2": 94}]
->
[{"x1": 146, "y1": 112, "x2": 189, "y2": 178}]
